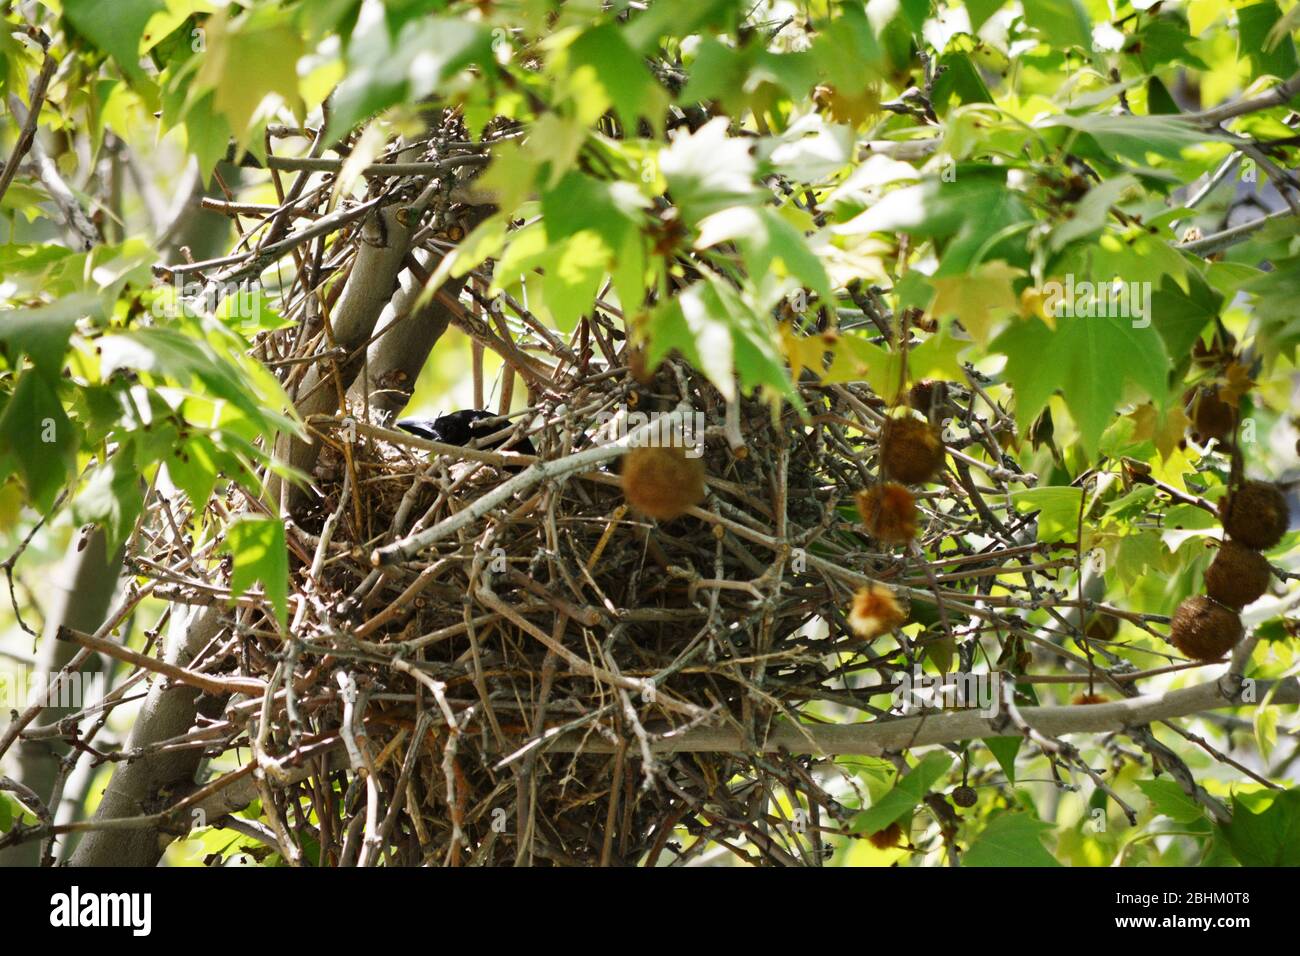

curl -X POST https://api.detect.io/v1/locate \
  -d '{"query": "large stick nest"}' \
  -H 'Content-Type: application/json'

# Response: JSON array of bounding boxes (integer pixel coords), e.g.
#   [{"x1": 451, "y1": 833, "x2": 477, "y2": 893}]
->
[
  {"x1": 213, "y1": 321, "x2": 1049, "y2": 866},
  {"x1": 132, "y1": 123, "x2": 1075, "y2": 868}
]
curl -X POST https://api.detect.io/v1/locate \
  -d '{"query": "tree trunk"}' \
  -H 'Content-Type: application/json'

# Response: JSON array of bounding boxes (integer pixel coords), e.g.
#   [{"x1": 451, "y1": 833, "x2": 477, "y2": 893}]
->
[{"x1": 0, "y1": 527, "x2": 121, "y2": 867}]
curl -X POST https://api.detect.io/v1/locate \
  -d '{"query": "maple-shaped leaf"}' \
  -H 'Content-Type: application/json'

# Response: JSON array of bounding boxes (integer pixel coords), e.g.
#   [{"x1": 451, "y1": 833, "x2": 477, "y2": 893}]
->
[
  {"x1": 993, "y1": 313, "x2": 1170, "y2": 460},
  {"x1": 779, "y1": 322, "x2": 830, "y2": 382},
  {"x1": 1219, "y1": 361, "x2": 1255, "y2": 407},
  {"x1": 1128, "y1": 402, "x2": 1189, "y2": 462},
  {"x1": 908, "y1": 321, "x2": 972, "y2": 384},
  {"x1": 64, "y1": 0, "x2": 164, "y2": 83},
  {"x1": 822, "y1": 322, "x2": 969, "y2": 400},
  {"x1": 822, "y1": 332, "x2": 897, "y2": 394},
  {"x1": 928, "y1": 262, "x2": 1024, "y2": 344},
  {"x1": 197, "y1": 7, "x2": 304, "y2": 145}
]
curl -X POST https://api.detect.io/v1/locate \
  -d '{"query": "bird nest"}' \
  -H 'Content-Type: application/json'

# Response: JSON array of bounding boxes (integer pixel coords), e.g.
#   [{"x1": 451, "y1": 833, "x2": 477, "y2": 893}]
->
[{"x1": 197, "y1": 307, "x2": 1046, "y2": 868}]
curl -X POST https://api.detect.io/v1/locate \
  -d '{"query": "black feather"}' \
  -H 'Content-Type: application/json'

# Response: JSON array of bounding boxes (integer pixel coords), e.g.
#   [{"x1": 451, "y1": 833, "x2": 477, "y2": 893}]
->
[{"x1": 396, "y1": 409, "x2": 536, "y2": 457}]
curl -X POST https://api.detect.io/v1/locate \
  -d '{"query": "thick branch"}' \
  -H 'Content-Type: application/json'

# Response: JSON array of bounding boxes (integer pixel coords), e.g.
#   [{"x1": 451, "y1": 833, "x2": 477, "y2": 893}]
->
[
  {"x1": 1183, "y1": 69, "x2": 1300, "y2": 125},
  {"x1": 534, "y1": 675, "x2": 1300, "y2": 755}
]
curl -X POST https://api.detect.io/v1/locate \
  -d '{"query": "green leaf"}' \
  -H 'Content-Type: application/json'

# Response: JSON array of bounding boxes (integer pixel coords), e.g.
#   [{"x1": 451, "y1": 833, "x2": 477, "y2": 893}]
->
[
  {"x1": 1037, "y1": 113, "x2": 1213, "y2": 162},
  {"x1": 97, "y1": 327, "x2": 291, "y2": 429},
  {"x1": 757, "y1": 114, "x2": 854, "y2": 182},
  {"x1": 74, "y1": 442, "x2": 145, "y2": 554},
  {"x1": 0, "y1": 295, "x2": 97, "y2": 377},
  {"x1": 963, "y1": 813, "x2": 1061, "y2": 867},
  {"x1": 225, "y1": 516, "x2": 288, "y2": 631},
  {"x1": 1010, "y1": 487, "x2": 1085, "y2": 542},
  {"x1": 1240, "y1": 2, "x2": 1299, "y2": 80},
  {"x1": 215, "y1": 287, "x2": 291, "y2": 334},
  {"x1": 64, "y1": 0, "x2": 165, "y2": 82},
  {"x1": 1148, "y1": 270, "x2": 1223, "y2": 362},
  {"x1": 1243, "y1": 255, "x2": 1300, "y2": 364},
  {"x1": 0, "y1": 244, "x2": 75, "y2": 275},
  {"x1": 986, "y1": 736, "x2": 1022, "y2": 784},
  {"x1": 1022, "y1": 0, "x2": 1092, "y2": 52},
  {"x1": 930, "y1": 52, "x2": 993, "y2": 114},
  {"x1": 836, "y1": 168, "x2": 1030, "y2": 250},
  {"x1": 660, "y1": 117, "x2": 759, "y2": 221},
  {"x1": 850, "y1": 751, "x2": 953, "y2": 834},
  {"x1": 646, "y1": 277, "x2": 795, "y2": 404},
  {"x1": 196, "y1": 7, "x2": 304, "y2": 143},
  {"x1": 993, "y1": 313, "x2": 1171, "y2": 460},
  {"x1": 0, "y1": 793, "x2": 13, "y2": 831},
  {"x1": 0, "y1": 371, "x2": 76, "y2": 511},
  {"x1": 1129, "y1": 17, "x2": 1209, "y2": 70},
  {"x1": 1081, "y1": 226, "x2": 1192, "y2": 292},
  {"x1": 695, "y1": 205, "x2": 833, "y2": 304},
  {"x1": 542, "y1": 171, "x2": 646, "y2": 251},
  {"x1": 1048, "y1": 175, "x2": 1137, "y2": 253},
  {"x1": 1220, "y1": 789, "x2": 1300, "y2": 866},
  {"x1": 184, "y1": 91, "x2": 234, "y2": 184},
  {"x1": 812, "y1": 1, "x2": 883, "y2": 87},
  {"x1": 542, "y1": 231, "x2": 608, "y2": 332},
  {"x1": 167, "y1": 435, "x2": 220, "y2": 513},
  {"x1": 1146, "y1": 76, "x2": 1181, "y2": 115},
  {"x1": 625, "y1": 0, "x2": 739, "y2": 53},
  {"x1": 424, "y1": 212, "x2": 511, "y2": 293},
  {"x1": 1138, "y1": 779, "x2": 1205, "y2": 824},
  {"x1": 966, "y1": 0, "x2": 1005, "y2": 31},
  {"x1": 647, "y1": 282, "x2": 734, "y2": 399},
  {"x1": 328, "y1": 11, "x2": 492, "y2": 140},
  {"x1": 565, "y1": 24, "x2": 668, "y2": 132},
  {"x1": 680, "y1": 37, "x2": 752, "y2": 115}
]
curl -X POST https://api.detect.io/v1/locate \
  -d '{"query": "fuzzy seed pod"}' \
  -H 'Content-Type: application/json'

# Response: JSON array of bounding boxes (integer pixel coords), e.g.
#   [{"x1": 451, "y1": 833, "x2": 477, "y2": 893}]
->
[
  {"x1": 1169, "y1": 595, "x2": 1243, "y2": 661},
  {"x1": 951, "y1": 786, "x2": 977, "y2": 808},
  {"x1": 621, "y1": 446, "x2": 705, "y2": 520},
  {"x1": 1204, "y1": 540, "x2": 1272, "y2": 609},
  {"x1": 1085, "y1": 613, "x2": 1119, "y2": 643},
  {"x1": 846, "y1": 583, "x2": 907, "y2": 640},
  {"x1": 867, "y1": 821, "x2": 904, "y2": 849},
  {"x1": 1220, "y1": 480, "x2": 1290, "y2": 550},
  {"x1": 1185, "y1": 385, "x2": 1235, "y2": 443},
  {"x1": 880, "y1": 415, "x2": 944, "y2": 484},
  {"x1": 908, "y1": 380, "x2": 944, "y2": 415},
  {"x1": 1071, "y1": 693, "x2": 1108, "y2": 706},
  {"x1": 855, "y1": 482, "x2": 918, "y2": 544}
]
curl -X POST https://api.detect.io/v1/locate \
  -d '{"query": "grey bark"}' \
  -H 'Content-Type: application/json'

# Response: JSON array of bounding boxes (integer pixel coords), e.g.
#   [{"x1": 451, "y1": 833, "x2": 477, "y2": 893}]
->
[
  {"x1": 346, "y1": 249, "x2": 463, "y2": 421},
  {"x1": 68, "y1": 606, "x2": 225, "y2": 867},
  {"x1": 275, "y1": 205, "x2": 412, "y2": 514},
  {"x1": 0, "y1": 526, "x2": 121, "y2": 867}
]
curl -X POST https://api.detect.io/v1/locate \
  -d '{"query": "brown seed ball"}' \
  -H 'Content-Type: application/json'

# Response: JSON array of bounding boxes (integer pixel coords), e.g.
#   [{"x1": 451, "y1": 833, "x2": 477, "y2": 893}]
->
[
  {"x1": 1204, "y1": 540, "x2": 1272, "y2": 608},
  {"x1": 846, "y1": 583, "x2": 907, "y2": 640},
  {"x1": 1071, "y1": 693, "x2": 1108, "y2": 706},
  {"x1": 907, "y1": 380, "x2": 941, "y2": 414},
  {"x1": 1220, "y1": 480, "x2": 1290, "y2": 550},
  {"x1": 867, "y1": 821, "x2": 904, "y2": 849},
  {"x1": 855, "y1": 482, "x2": 918, "y2": 544},
  {"x1": 621, "y1": 446, "x2": 705, "y2": 520},
  {"x1": 1085, "y1": 613, "x2": 1119, "y2": 643},
  {"x1": 951, "y1": 785, "x2": 977, "y2": 808},
  {"x1": 1169, "y1": 596, "x2": 1243, "y2": 661},
  {"x1": 880, "y1": 415, "x2": 944, "y2": 484},
  {"x1": 1186, "y1": 385, "x2": 1235, "y2": 443}
]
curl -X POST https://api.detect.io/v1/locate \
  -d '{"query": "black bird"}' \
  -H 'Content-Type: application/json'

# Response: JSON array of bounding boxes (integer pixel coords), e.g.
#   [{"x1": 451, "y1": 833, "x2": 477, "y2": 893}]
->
[{"x1": 396, "y1": 409, "x2": 536, "y2": 458}]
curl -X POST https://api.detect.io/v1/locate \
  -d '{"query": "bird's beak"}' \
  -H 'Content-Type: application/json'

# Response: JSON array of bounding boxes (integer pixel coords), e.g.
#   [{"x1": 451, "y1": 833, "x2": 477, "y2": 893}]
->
[{"x1": 395, "y1": 418, "x2": 439, "y2": 441}]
